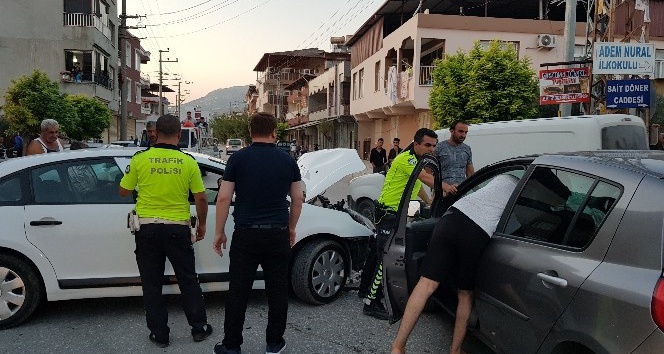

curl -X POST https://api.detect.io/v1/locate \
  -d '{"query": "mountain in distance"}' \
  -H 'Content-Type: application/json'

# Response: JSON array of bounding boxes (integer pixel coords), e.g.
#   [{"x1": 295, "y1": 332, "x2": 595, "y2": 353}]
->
[{"x1": 181, "y1": 85, "x2": 249, "y2": 118}]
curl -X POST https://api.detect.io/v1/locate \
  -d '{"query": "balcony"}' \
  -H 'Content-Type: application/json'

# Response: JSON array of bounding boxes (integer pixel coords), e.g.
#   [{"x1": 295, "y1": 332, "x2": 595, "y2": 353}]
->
[
  {"x1": 63, "y1": 13, "x2": 111, "y2": 40},
  {"x1": 61, "y1": 70, "x2": 114, "y2": 91},
  {"x1": 419, "y1": 66, "x2": 435, "y2": 86}
]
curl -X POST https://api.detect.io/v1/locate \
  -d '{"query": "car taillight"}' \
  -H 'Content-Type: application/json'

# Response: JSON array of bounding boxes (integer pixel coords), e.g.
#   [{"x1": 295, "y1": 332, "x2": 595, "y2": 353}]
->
[{"x1": 653, "y1": 276, "x2": 664, "y2": 331}]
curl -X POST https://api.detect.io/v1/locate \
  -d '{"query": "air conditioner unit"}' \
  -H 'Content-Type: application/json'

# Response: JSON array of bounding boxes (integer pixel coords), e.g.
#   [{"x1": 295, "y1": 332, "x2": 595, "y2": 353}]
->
[{"x1": 537, "y1": 34, "x2": 557, "y2": 48}]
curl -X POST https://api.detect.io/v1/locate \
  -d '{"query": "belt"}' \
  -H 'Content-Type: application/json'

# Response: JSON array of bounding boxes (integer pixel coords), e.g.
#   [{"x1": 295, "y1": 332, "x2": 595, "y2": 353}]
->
[
  {"x1": 139, "y1": 217, "x2": 189, "y2": 226},
  {"x1": 236, "y1": 224, "x2": 288, "y2": 230}
]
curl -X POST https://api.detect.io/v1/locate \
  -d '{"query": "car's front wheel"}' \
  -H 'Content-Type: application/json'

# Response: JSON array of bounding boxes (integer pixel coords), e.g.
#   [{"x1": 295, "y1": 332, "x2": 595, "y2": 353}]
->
[
  {"x1": 291, "y1": 240, "x2": 347, "y2": 305},
  {"x1": 0, "y1": 254, "x2": 43, "y2": 329}
]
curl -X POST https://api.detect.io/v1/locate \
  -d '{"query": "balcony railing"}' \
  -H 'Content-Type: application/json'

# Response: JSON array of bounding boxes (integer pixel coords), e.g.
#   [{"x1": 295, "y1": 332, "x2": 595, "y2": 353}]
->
[
  {"x1": 63, "y1": 13, "x2": 111, "y2": 40},
  {"x1": 419, "y1": 65, "x2": 435, "y2": 86},
  {"x1": 61, "y1": 69, "x2": 114, "y2": 91}
]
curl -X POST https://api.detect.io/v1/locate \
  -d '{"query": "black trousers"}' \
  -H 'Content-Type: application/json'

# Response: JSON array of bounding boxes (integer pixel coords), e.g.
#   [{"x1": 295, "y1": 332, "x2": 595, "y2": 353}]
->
[
  {"x1": 222, "y1": 227, "x2": 291, "y2": 349},
  {"x1": 359, "y1": 209, "x2": 396, "y2": 301},
  {"x1": 134, "y1": 223, "x2": 207, "y2": 341}
]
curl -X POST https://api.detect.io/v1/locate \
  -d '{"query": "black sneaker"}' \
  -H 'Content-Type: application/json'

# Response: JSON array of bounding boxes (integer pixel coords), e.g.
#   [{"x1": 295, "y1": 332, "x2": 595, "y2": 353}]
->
[
  {"x1": 363, "y1": 302, "x2": 389, "y2": 320},
  {"x1": 149, "y1": 333, "x2": 169, "y2": 348},
  {"x1": 266, "y1": 339, "x2": 286, "y2": 354},
  {"x1": 192, "y1": 324, "x2": 213, "y2": 342},
  {"x1": 213, "y1": 342, "x2": 242, "y2": 354}
]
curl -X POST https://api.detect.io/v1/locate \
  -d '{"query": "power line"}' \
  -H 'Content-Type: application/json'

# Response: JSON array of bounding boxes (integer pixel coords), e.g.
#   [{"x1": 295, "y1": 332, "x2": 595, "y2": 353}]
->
[
  {"x1": 145, "y1": 0, "x2": 238, "y2": 27},
  {"x1": 148, "y1": 0, "x2": 275, "y2": 38},
  {"x1": 143, "y1": 0, "x2": 214, "y2": 16}
]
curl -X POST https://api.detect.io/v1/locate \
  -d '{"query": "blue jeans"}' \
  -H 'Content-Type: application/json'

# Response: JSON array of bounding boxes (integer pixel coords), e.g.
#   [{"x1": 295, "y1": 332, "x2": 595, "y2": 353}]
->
[{"x1": 222, "y1": 227, "x2": 291, "y2": 349}]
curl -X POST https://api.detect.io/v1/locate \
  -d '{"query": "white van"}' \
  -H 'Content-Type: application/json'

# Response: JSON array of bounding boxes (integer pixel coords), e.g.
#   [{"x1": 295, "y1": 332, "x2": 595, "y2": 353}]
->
[
  {"x1": 139, "y1": 127, "x2": 207, "y2": 153},
  {"x1": 349, "y1": 114, "x2": 648, "y2": 218}
]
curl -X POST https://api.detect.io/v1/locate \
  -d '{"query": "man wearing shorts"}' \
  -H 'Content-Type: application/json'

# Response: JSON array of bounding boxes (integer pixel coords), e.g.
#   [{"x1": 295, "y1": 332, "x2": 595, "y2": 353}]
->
[{"x1": 391, "y1": 174, "x2": 519, "y2": 354}]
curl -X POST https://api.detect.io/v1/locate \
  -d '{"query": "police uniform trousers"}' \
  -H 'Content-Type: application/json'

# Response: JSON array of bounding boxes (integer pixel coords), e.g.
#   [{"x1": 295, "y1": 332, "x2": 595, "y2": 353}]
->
[
  {"x1": 359, "y1": 207, "x2": 397, "y2": 301},
  {"x1": 222, "y1": 227, "x2": 291, "y2": 349},
  {"x1": 134, "y1": 223, "x2": 207, "y2": 341}
]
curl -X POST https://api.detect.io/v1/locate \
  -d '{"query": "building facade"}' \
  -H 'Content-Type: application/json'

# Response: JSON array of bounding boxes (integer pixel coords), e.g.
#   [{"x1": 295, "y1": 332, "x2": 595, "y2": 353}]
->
[
  {"x1": 347, "y1": 1, "x2": 664, "y2": 158},
  {"x1": 0, "y1": 0, "x2": 119, "y2": 137}
]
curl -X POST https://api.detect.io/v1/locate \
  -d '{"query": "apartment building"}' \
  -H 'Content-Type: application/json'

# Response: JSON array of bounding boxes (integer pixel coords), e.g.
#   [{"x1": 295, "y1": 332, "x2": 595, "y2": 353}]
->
[
  {"x1": 251, "y1": 48, "x2": 350, "y2": 144},
  {"x1": 0, "y1": 0, "x2": 119, "y2": 135},
  {"x1": 347, "y1": 1, "x2": 664, "y2": 159}
]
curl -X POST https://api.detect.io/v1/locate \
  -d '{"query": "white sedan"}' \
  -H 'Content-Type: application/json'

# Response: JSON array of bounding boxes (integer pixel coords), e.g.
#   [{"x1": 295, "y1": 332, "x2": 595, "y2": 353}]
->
[{"x1": 0, "y1": 148, "x2": 373, "y2": 329}]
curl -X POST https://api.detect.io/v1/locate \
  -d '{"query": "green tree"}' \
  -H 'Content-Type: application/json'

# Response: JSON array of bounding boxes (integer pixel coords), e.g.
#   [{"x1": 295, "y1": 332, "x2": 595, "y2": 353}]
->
[
  {"x1": 429, "y1": 41, "x2": 540, "y2": 128},
  {"x1": 3, "y1": 70, "x2": 76, "y2": 136},
  {"x1": 210, "y1": 114, "x2": 250, "y2": 143},
  {"x1": 651, "y1": 94, "x2": 664, "y2": 127},
  {"x1": 66, "y1": 94, "x2": 112, "y2": 141},
  {"x1": 276, "y1": 122, "x2": 288, "y2": 141}
]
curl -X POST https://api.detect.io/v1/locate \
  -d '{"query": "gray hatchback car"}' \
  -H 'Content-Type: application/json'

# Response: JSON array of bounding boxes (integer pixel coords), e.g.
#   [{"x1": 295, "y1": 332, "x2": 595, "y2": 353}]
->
[{"x1": 383, "y1": 150, "x2": 664, "y2": 354}]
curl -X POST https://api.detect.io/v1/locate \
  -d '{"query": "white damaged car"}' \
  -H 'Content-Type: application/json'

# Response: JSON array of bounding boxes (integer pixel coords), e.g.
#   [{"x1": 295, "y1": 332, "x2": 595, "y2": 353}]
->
[{"x1": 0, "y1": 148, "x2": 373, "y2": 329}]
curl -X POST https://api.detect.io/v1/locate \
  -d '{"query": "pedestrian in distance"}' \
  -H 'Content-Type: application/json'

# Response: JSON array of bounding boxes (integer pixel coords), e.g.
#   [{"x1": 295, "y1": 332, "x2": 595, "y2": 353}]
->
[
  {"x1": 289, "y1": 139, "x2": 297, "y2": 158},
  {"x1": 388, "y1": 137, "x2": 403, "y2": 163},
  {"x1": 11, "y1": 134, "x2": 24, "y2": 157},
  {"x1": 654, "y1": 133, "x2": 664, "y2": 150},
  {"x1": 359, "y1": 128, "x2": 437, "y2": 320},
  {"x1": 140, "y1": 121, "x2": 158, "y2": 147},
  {"x1": 370, "y1": 137, "x2": 388, "y2": 173},
  {"x1": 213, "y1": 112, "x2": 305, "y2": 354},
  {"x1": 26, "y1": 119, "x2": 65, "y2": 155},
  {"x1": 119, "y1": 114, "x2": 213, "y2": 348},
  {"x1": 391, "y1": 174, "x2": 519, "y2": 354},
  {"x1": 69, "y1": 141, "x2": 89, "y2": 150},
  {"x1": 435, "y1": 120, "x2": 474, "y2": 196}
]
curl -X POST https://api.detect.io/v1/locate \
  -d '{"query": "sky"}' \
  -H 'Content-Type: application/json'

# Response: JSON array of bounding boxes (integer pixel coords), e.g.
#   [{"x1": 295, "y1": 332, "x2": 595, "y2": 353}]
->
[{"x1": 125, "y1": 0, "x2": 385, "y2": 105}]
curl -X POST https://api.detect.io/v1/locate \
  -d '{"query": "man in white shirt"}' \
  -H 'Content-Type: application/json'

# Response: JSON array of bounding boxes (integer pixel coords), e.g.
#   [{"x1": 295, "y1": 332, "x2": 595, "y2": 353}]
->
[{"x1": 391, "y1": 174, "x2": 519, "y2": 354}]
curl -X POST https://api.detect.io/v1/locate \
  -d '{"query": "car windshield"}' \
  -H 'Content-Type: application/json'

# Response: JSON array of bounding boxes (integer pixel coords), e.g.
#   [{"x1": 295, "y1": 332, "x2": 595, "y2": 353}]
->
[{"x1": 228, "y1": 139, "x2": 242, "y2": 145}]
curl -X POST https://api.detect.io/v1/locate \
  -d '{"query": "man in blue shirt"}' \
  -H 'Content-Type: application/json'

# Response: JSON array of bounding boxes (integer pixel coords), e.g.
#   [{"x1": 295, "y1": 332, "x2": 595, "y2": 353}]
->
[{"x1": 213, "y1": 112, "x2": 305, "y2": 354}]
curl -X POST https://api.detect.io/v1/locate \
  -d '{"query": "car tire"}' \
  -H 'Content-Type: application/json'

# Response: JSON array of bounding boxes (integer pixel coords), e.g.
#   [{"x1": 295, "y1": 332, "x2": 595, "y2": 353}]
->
[
  {"x1": 0, "y1": 254, "x2": 43, "y2": 329},
  {"x1": 291, "y1": 240, "x2": 348, "y2": 305},
  {"x1": 355, "y1": 198, "x2": 375, "y2": 222}
]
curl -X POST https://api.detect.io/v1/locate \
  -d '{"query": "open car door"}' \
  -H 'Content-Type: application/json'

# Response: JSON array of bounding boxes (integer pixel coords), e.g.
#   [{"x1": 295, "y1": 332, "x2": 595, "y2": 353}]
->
[{"x1": 383, "y1": 153, "x2": 442, "y2": 324}]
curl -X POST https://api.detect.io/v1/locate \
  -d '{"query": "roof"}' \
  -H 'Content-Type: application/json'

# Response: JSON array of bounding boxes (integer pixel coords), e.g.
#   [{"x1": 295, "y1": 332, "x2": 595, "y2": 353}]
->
[
  {"x1": 144, "y1": 83, "x2": 175, "y2": 93},
  {"x1": 252, "y1": 48, "x2": 350, "y2": 72},
  {"x1": 346, "y1": 0, "x2": 584, "y2": 46}
]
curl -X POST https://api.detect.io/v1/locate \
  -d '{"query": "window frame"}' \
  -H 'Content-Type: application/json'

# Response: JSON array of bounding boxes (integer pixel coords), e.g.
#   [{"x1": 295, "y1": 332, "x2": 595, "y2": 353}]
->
[
  {"x1": 496, "y1": 165, "x2": 623, "y2": 251},
  {"x1": 0, "y1": 171, "x2": 28, "y2": 206}
]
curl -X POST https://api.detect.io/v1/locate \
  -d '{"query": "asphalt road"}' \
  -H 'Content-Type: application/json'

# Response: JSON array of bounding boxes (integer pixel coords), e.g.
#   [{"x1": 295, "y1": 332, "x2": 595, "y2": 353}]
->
[{"x1": 0, "y1": 288, "x2": 496, "y2": 354}]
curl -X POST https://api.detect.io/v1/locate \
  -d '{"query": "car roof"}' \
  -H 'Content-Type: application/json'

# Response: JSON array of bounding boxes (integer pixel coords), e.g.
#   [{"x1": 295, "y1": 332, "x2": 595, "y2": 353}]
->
[
  {"x1": 541, "y1": 150, "x2": 664, "y2": 179},
  {"x1": 0, "y1": 148, "x2": 225, "y2": 177}
]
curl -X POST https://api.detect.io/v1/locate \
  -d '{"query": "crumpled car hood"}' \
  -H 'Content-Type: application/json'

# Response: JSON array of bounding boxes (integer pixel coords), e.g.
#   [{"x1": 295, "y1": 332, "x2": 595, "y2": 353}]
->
[{"x1": 297, "y1": 148, "x2": 366, "y2": 202}]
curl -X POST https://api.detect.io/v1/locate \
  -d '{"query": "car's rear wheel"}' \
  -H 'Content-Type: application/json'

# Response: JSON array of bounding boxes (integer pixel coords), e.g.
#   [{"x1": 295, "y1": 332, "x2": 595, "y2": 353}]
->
[
  {"x1": 356, "y1": 198, "x2": 375, "y2": 222},
  {"x1": 0, "y1": 255, "x2": 42, "y2": 329},
  {"x1": 291, "y1": 240, "x2": 347, "y2": 305}
]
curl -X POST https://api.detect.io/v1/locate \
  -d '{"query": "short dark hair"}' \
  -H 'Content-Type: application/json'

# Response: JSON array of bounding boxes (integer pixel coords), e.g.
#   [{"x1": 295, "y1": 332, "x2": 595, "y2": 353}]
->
[
  {"x1": 377, "y1": 138, "x2": 384, "y2": 142},
  {"x1": 414, "y1": 128, "x2": 437, "y2": 144},
  {"x1": 449, "y1": 120, "x2": 469, "y2": 131},
  {"x1": 393, "y1": 138, "x2": 400, "y2": 143},
  {"x1": 156, "y1": 114, "x2": 181, "y2": 137},
  {"x1": 250, "y1": 112, "x2": 277, "y2": 137},
  {"x1": 69, "y1": 141, "x2": 88, "y2": 150}
]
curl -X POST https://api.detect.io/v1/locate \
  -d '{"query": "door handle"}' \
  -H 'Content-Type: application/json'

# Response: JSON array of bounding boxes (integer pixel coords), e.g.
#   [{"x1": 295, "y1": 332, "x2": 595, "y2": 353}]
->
[
  {"x1": 30, "y1": 220, "x2": 63, "y2": 226},
  {"x1": 537, "y1": 272, "x2": 568, "y2": 287}
]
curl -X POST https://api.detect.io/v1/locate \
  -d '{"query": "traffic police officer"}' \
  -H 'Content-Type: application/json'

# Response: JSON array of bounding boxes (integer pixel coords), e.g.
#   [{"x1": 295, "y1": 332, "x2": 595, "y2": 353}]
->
[
  {"x1": 359, "y1": 128, "x2": 438, "y2": 320},
  {"x1": 119, "y1": 114, "x2": 212, "y2": 348}
]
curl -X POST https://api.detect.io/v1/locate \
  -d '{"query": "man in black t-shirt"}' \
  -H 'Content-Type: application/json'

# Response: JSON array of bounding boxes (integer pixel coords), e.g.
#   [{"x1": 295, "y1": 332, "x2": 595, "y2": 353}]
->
[
  {"x1": 369, "y1": 138, "x2": 387, "y2": 173},
  {"x1": 213, "y1": 112, "x2": 304, "y2": 354},
  {"x1": 388, "y1": 137, "x2": 403, "y2": 163}
]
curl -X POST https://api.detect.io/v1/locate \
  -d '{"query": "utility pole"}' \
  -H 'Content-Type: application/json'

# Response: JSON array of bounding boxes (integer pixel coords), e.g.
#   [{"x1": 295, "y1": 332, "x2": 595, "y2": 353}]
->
[
  {"x1": 158, "y1": 49, "x2": 178, "y2": 116},
  {"x1": 118, "y1": 2, "x2": 143, "y2": 140},
  {"x1": 560, "y1": 0, "x2": 577, "y2": 117}
]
